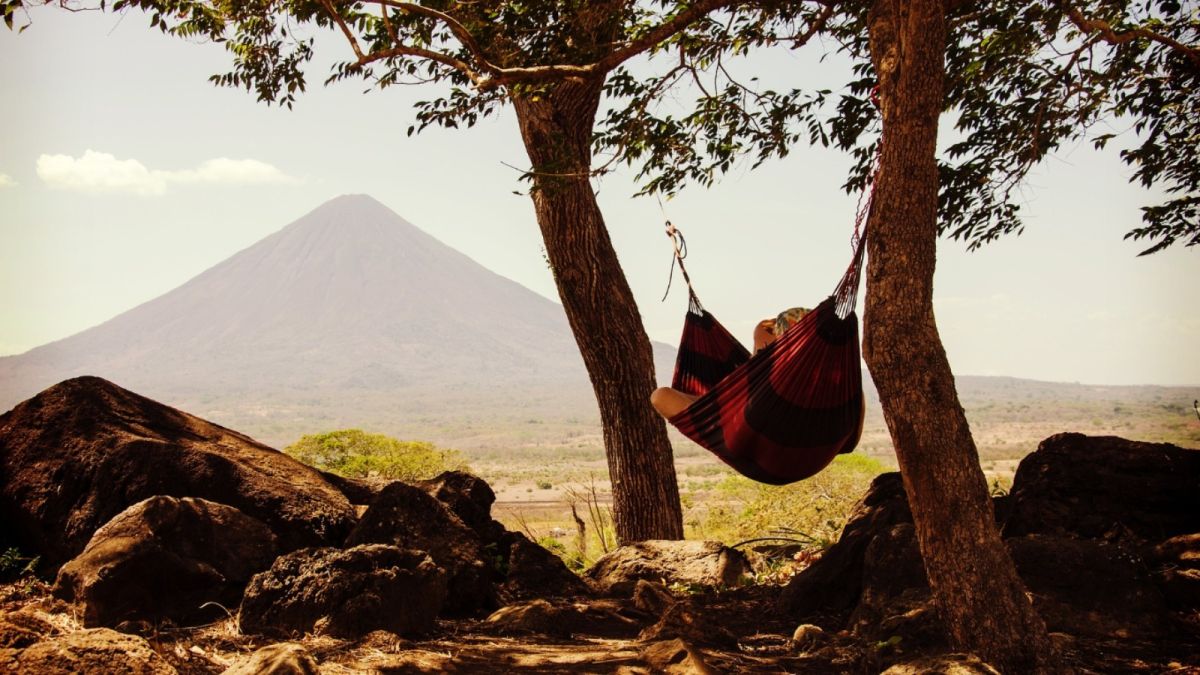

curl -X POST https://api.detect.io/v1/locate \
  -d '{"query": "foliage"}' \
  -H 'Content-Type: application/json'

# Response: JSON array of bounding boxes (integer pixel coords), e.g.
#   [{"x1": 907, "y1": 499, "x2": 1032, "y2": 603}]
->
[
  {"x1": 688, "y1": 453, "x2": 886, "y2": 548},
  {"x1": 284, "y1": 428, "x2": 466, "y2": 481},
  {"x1": 0, "y1": 547, "x2": 39, "y2": 583},
  {"x1": 594, "y1": 0, "x2": 1199, "y2": 254}
]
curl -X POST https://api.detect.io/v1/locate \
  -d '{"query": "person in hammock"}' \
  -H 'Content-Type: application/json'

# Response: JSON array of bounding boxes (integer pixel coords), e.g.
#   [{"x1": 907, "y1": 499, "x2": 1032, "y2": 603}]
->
[{"x1": 650, "y1": 307, "x2": 812, "y2": 419}]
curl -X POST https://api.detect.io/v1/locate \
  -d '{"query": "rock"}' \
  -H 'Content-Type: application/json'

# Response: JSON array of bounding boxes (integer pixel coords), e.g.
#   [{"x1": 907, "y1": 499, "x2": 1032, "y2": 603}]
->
[
  {"x1": 346, "y1": 481, "x2": 495, "y2": 615},
  {"x1": 317, "y1": 470, "x2": 384, "y2": 507},
  {"x1": 1147, "y1": 533, "x2": 1200, "y2": 610},
  {"x1": 639, "y1": 638, "x2": 717, "y2": 675},
  {"x1": 1148, "y1": 532, "x2": 1200, "y2": 568},
  {"x1": 791, "y1": 624, "x2": 826, "y2": 651},
  {"x1": 221, "y1": 643, "x2": 318, "y2": 675},
  {"x1": 53, "y1": 496, "x2": 278, "y2": 627},
  {"x1": 779, "y1": 472, "x2": 913, "y2": 618},
  {"x1": 880, "y1": 653, "x2": 1000, "y2": 675},
  {"x1": 639, "y1": 601, "x2": 738, "y2": 648},
  {"x1": 849, "y1": 523, "x2": 943, "y2": 650},
  {"x1": 1004, "y1": 434, "x2": 1200, "y2": 541},
  {"x1": 495, "y1": 531, "x2": 590, "y2": 602},
  {"x1": 1156, "y1": 568, "x2": 1200, "y2": 610},
  {"x1": 10, "y1": 627, "x2": 176, "y2": 674},
  {"x1": 0, "y1": 611, "x2": 55, "y2": 649},
  {"x1": 586, "y1": 540, "x2": 747, "y2": 597},
  {"x1": 239, "y1": 544, "x2": 446, "y2": 639},
  {"x1": 483, "y1": 598, "x2": 639, "y2": 639},
  {"x1": 1006, "y1": 534, "x2": 1172, "y2": 638},
  {"x1": 0, "y1": 377, "x2": 355, "y2": 570},
  {"x1": 417, "y1": 471, "x2": 505, "y2": 541},
  {"x1": 632, "y1": 579, "x2": 677, "y2": 616}
]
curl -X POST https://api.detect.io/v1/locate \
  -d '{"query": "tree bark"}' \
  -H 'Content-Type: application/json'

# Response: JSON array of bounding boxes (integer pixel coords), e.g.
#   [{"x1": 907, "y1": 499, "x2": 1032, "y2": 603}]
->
[
  {"x1": 862, "y1": 0, "x2": 1059, "y2": 672},
  {"x1": 512, "y1": 77, "x2": 684, "y2": 543}
]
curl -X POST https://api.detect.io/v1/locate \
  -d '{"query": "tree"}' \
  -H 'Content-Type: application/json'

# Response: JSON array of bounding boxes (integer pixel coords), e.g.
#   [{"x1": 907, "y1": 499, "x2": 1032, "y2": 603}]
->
[
  {"x1": 284, "y1": 428, "x2": 466, "y2": 480},
  {"x1": 859, "y1": 1, "x2": 1056, "y2": 670},
  {"x1": 5, "y1": 0, "x2": 766, "y2": 544}
]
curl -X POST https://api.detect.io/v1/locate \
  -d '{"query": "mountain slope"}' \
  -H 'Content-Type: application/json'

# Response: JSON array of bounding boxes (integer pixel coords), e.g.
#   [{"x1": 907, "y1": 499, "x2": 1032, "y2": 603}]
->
[{"x1": 1, "y1": 195, "x2": 662, "y2": 443}]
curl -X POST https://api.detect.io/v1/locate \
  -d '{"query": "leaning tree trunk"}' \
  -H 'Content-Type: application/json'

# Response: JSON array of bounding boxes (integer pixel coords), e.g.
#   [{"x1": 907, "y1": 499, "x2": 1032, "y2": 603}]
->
[
  {"x1": 512, "y1": 77, "x2": 684, "y2": 544},
  {"x1": 862, "y1": 1, "x2": 1058, "y2": 672}
]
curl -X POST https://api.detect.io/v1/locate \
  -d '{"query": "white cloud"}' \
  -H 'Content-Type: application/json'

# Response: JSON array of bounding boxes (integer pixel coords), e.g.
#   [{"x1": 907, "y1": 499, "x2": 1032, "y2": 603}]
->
[
  {"x1": 0, "y1": 174, "x2": 16, "y2": 188},
  {"x1": 36, "y1": 150, "x2": 298, "y2": 195}
]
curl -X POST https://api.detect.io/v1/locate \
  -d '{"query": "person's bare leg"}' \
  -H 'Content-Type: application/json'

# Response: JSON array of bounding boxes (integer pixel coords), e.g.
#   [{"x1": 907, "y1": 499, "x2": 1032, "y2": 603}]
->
[{"x1": 650, "y1": 387, "x2": 699, "y2": 419}]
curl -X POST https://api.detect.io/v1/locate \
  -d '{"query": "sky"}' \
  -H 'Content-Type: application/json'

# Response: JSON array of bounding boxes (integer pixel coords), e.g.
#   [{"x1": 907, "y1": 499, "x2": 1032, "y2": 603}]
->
[{"x1": 1, "y1": 7, "x2": 1196, "y2": 386}]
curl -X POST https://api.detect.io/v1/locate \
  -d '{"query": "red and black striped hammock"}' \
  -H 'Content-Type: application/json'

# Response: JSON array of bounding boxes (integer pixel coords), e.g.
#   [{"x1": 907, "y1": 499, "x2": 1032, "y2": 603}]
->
[{"x1": 664, "y1": 228, "x2": 867, "y2": 485}]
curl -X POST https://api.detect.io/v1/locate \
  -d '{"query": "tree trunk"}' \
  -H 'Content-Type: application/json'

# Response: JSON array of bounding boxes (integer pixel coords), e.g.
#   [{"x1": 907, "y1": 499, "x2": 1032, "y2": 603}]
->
[
  {"x1": 862, "y1": 1, "x2": 1058, "y2": 672},
  {"x1": 512, "y1": 77, "x2": 684, "y2": 543}
]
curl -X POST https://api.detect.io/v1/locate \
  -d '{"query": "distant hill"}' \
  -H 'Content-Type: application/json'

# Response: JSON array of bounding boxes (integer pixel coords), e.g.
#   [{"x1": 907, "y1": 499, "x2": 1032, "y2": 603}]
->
[{"x1": 0, "y1": 195, "x2": 673, "y2": 446}]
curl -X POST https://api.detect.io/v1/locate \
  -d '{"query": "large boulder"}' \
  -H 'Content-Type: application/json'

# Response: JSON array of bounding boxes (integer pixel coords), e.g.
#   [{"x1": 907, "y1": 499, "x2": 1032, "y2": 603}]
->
[
  {"x1": 0, "y1": 377, "x2": 356, "y2": 569},
  {"x1": 779, "y1": 472, "x2": 913, "y2": 618},
  {"x1": 1006, "y1": 534, "x2": 1173, "y2": 638},
  {"x1": 1004, "y1": 434, "x2": 1200, "y2": 541},
  {"x1": 416, "y1": 471, "x2": 588, "y2": 602},
  {"x1": 417, "y1": 471, "x2": 506, "y2": 542},
  {"x1": 346, "y1": 481, "x2": 495, "y2": 615},
  {"x1": 4, "y1": 628, "x2": 177, "y2": 674},
  {"x1": 495, "y1": 531, "x2": 591, "y2": 602},
  {"x1": 239, "y1": 544, "x2": 446, "y2": 639},
  {"x1": 848, "y1": 523, "x2": 942, "y2": 650},
  {"x1": 53, "y1": 496, "x2": 278, "y2": 627},
  {"x1": 586, "y1": 540, "x2": 747, "y2": 597}
]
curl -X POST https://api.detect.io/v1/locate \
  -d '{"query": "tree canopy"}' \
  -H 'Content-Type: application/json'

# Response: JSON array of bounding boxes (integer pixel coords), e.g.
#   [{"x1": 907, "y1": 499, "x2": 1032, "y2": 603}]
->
[{"x1": 595, "y1": 0, "x2": 1199, "y2": 254}]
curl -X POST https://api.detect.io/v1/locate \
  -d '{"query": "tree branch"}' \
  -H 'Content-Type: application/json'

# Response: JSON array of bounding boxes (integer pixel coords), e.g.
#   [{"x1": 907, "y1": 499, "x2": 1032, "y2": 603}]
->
[
  {"x1": 324, "y1": 0, "x2": 758, "y2": 91},
  {"x1": 790, "y1": 3, "x2": 835, "y2": 48},
  {"x1": 318, "y1": 0, "x2": 366, "y2": 61},
  {"x1": 371, "y1": 0, "x2": 494, "y2": 75},
  {"x1": 1061, "y1": 2, "x2": 1200, "y2": 70}
]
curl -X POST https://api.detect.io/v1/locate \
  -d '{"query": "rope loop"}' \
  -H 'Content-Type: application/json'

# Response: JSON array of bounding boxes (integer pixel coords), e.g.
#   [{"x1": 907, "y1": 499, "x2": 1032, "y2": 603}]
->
[{"x1": 662, "y1": 221, "x2": 701, "y2": 310}]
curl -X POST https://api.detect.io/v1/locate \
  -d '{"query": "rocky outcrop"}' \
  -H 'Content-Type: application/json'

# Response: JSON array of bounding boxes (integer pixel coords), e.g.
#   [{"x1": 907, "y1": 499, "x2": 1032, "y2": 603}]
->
[
  {"x1": 346, "y1": 481, "x2": 495, "y2": 615},
  {"x1": 496, "y1": 531, "x2": 591, "y2": 602},
  {"x1": 4, "y1": 628, "x2": 177, "y2": 674},
  {"x1": 1003, "y1": 433, "x2": 1200, "y2": 540},
  {"x1": 778, "y1": 472, "x2": 913, "y2": 618},
  {"x1": 778, "y1": 434, "x2": 1198, "y2": 653},
  {"x1": 847, "y1": 523, "x2": 942, "y2": 649},
  {"x1": 0, "y1": 377, "x2": 356, "y2": 570},
  {"x1": 53, "y1": 496, "x2": 278, "y2": 627},
  {"x1": 418, "y1": 471, "x2": 506, "y2": 542},
  {"x1": 239, "y1": 545, "x2": 445, "y2": 639},
  {"x1": 586, "y1": 540, "x2": 747, "y2": 597},
  {"x1": 1007, "y1": 534, "x2": 1172, "y2": 638}
]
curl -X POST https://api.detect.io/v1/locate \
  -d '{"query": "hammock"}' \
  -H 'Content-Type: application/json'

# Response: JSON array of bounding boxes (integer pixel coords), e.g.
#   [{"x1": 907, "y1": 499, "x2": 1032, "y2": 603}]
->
[{"x1": 663, "y1": 227, "x2": 867, "y2": 485}]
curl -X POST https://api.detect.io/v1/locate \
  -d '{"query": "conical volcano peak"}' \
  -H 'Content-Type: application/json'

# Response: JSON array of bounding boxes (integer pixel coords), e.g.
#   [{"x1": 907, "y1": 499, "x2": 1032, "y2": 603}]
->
[{"x1": 0, "y1": 195, "x2": 597, "y2": 445}]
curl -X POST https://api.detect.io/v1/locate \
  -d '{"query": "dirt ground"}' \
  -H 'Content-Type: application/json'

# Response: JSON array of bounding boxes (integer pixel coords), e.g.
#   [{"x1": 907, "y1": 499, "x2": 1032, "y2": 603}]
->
[{"x1": 5, "y1": 579, "x2": 1200, "y2": 674}]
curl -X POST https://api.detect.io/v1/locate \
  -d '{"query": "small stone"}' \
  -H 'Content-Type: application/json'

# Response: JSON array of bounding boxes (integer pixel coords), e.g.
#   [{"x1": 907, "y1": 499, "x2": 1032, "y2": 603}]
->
[{"x1": 791, "y1": 623, "x2": 825, "y2": 650}]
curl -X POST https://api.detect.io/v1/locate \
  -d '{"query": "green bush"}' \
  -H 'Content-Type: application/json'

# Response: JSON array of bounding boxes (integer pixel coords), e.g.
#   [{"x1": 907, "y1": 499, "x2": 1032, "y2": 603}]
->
[
  {"x1": 0, "y1": 547, "x2": 39, "y2": 583},
  {"x1": 284, "y1": 429, "x2": 467, "y2": 481},
  {"x1": 691, "y1": 454, "x2": 887, "y2": 548}
]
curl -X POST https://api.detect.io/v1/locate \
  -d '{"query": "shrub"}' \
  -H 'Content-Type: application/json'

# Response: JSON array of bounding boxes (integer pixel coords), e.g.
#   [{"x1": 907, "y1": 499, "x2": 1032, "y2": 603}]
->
[
  {"x1": 284, "y1": 429, "x2": 467, "y2": 481},
  {"x1": 690, "y1": 454, "x2": 887, "y2": 548}
]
